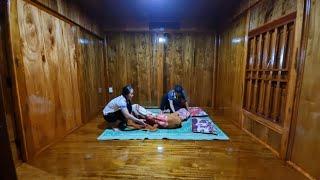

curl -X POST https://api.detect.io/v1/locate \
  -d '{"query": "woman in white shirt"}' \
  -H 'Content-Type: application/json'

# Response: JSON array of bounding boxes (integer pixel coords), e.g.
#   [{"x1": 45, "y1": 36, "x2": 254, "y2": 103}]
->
[{"x1": 103, "y1": 85, "x2": 145, "y2": 130}]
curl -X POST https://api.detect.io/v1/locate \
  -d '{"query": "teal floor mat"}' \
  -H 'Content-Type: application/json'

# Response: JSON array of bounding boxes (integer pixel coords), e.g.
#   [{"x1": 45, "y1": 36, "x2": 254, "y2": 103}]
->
[{"x1": 97, "y1": 109, "x2": 229, "y2": 141}]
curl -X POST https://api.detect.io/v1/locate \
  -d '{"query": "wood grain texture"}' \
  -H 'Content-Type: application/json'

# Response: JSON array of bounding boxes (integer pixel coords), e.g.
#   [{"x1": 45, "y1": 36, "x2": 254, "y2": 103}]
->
[
  {"x1": 31, "y1": 0, "x2": 102, "y2": 36},
  {"x1": 249, "y1": 0, "x2": 296, "y2": 30},
  {"x1": 243, "y1": 22, "x2": 296, "y2": 159},
  {"x1": 0, "y1": 3, "x2": 21, "y2": 165},
  {"x1": 0, "y1": 76, "x2": 18, "y2": 180},
  {"x1": 233, "y1": 0, "x2": 300, "y2": 160},
  {"x1": 290, "y1": 0, "x2": 320, "y2": 178},
  {"x1": 106, "y1": 32, "x2": 216, "y2": 107},
  {"x1": 76, "y1": 28, "x2": 105, "y2": 122},
  {"x1": 8, "y1": 0, "x2": 105, "y2": 160},
  {"x1": 244, "y1": 23, "x2": 295, "y2": 124},
  {"x1": 0, "y1": 1, "x2": 20, "y2": 176},
  {"x1": 215, "y1": 14, "x2": 248, "y2": 126},
  {"x1": 15, "y1": 109, "x2": 306, "y2": 179}
]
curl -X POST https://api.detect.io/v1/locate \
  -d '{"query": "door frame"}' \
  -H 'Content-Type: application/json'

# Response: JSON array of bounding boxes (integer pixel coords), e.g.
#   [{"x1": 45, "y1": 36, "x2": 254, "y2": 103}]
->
[{"x1": 0, "y1": 0, "x2": 18, "y2": 179}]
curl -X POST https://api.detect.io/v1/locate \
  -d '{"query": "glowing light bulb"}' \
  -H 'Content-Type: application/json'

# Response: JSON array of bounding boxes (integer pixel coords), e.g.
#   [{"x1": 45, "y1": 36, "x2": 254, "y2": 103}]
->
[{"x1": 159, "y1": 37, "x2": 166, "y2": 43}]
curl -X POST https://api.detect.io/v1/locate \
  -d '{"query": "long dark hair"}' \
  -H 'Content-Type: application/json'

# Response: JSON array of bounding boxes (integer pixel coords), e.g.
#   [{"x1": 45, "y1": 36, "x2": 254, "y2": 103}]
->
[
  {"x1": 174, "y1": 84, "x2": 185, "y2": 99},
  {"x1": 121, "y1": 85, "x2": 133, "y2": 113},
  {"x1": 118, "y1": 85, "x2": 134, "y2": 130}
]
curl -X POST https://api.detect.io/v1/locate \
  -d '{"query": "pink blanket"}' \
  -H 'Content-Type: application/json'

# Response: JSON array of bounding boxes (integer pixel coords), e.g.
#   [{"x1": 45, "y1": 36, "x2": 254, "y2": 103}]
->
[{"x1": 188, "y1": 107, "x2": 208, "y2": 117}]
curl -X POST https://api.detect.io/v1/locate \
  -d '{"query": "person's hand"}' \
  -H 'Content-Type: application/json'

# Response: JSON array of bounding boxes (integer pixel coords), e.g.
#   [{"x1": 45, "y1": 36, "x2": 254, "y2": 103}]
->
[{"x1": 137, "y1": 119, "x2": 147, "y2": 126}]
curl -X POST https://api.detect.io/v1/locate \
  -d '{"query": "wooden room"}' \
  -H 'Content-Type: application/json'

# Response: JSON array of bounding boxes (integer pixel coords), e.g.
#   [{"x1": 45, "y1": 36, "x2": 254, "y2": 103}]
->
[{"x1": 0, "y1": 0, "x2": 319, "y2": 179}]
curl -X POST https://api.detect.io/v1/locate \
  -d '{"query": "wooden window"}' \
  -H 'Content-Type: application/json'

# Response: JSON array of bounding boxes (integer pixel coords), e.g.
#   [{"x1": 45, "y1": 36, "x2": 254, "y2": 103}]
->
[{"x1": 243, "y1": 13, "x2": 295, "y2": 126}]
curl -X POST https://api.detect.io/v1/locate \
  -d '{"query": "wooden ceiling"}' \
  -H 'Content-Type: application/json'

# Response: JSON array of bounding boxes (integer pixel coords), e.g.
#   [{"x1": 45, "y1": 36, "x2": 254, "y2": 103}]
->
[{"x1": 76, "y1": 0, "x2": 241, "y2": 30}]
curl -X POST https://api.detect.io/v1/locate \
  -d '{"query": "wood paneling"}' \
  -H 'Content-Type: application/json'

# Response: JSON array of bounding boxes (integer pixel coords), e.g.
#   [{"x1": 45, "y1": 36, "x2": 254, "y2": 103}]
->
[
  {"x1": 244, "y1": 18, "x2": 295, "y2": 124},
  {"x1": 106, "y1": 32, "x2": 157, "y2": 105},
  {"x1": 218, "y1": 0, "x2": 305, "y2": 163},
  {"x1": 243, "y1": 112, "x2": 282, "y2": 155},
  {"x1": 0, "y1": 1, "x2": 21, "y2": 165},
  {"x1": 31, "y1": 0, "x2": 102, "y2": 37},
  {"x1": 107, "y1": 32, "x2": 216, "y2": 107},
  {"x1": 215, "y1": 13, "x2": 248, "y2": 126},
  {"x1": 219, "y1": 0, "x2": 300, "y2": 160},
  {"x1": 0, "y1": 1, "x2": 19, "y2": 178},
  {"x1": 249, "y1": 0, "x2": 296, "y2": 30},
  {"x1": 8, "y1": 0, "x2": 105, "y2": 160},
  {"x1": 290, "y1": 0, "x2": 320, "y2": 178},
  {"x1": 0, "y1": 77, "x2": 18, "y2": 180},
  {"x1": 242, "y1": 13, "x2": 297, "y2": 159},
  {"x1": 76, "y1": 28, "x2": 106, "y2": 122},
  {"x1": 15, "y1": 109, "x2": 306, "y2": 179}
]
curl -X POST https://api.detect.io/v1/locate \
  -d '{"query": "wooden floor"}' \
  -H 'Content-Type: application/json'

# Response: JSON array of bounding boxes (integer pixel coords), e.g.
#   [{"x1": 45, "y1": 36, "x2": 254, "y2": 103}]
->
[{"x1": 16, "y1": 109, "x2": 306, "y2": 179}]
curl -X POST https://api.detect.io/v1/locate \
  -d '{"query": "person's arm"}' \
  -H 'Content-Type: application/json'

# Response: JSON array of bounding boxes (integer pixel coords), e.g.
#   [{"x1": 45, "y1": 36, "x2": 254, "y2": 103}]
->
[
  {"x1": 182, "y1": 90, "x2": 189, "y2": 110},
  {"x1": 169, "y1": 100, "x2": 175, "y2": 113},
  {"x1": 121, "y1": 108, "x2": 146, "y2": 125},
  {"x1": 185, "y1": 101, "x2": 190, "y2": 110}
]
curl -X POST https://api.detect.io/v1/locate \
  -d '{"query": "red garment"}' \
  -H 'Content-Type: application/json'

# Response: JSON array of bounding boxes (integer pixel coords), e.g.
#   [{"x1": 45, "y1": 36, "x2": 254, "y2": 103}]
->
[{"x1": 146, "y1": 114, "x2": 168, "y2": 127}]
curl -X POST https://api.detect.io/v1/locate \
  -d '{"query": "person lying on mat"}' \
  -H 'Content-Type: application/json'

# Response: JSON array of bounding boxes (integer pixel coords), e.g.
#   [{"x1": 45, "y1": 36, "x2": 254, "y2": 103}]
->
[
  {"x1": 160, "y1": 85, "x2": 190, "y2": 113},
  {"x1": 132, "y1": 104, "x2": 190, "y2": 129},
  {"x1": 102, "y1": 85, "x2": 146, "y2": 130}
]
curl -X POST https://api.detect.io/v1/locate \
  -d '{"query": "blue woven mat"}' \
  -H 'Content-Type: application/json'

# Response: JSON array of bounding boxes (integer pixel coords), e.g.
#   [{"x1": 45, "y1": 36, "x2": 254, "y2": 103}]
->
[{"x1": 97, "y1": 109, "x2": 229, "y2": 141}]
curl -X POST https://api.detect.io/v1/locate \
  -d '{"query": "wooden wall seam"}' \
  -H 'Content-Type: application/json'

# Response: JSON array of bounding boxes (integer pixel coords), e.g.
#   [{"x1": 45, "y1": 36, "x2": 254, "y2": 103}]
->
[{"x1": 211, "y1": 34, "x2": 218, "y2": 108}]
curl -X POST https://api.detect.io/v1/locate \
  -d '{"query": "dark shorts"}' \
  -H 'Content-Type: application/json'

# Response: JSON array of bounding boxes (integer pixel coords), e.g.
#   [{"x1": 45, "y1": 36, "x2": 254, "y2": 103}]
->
[{"x1": 103, "y1": 110, "x2": 127, "y2": 130}]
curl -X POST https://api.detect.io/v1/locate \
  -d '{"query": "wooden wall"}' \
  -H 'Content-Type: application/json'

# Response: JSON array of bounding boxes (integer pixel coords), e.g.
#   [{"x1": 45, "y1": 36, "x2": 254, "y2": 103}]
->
[
  {"x1": 217, "y1": 0, "x2": 319, "y2": 178},
  {"x1": 216, "y1": 0, "x2": 298, "y2": 156},
  {"x1": 31, "y1": 0, "x2": 102, "y2": 36},
  {"x1": 106, "y1": 32, "x2": 216, "y2": 107},
  {"x1": 289, "y1": 0, "x2": 320, "y2": 178},
  {"x1": 0, "y1": 0, "x2": 21, "y2": 165},
  {"x1": 215, "y1": 13, "x2": 248, "y2": 126},
  {"x1": 76, "y1": 29, "x2": 106, "y2": 122},
  {"x1": 249, "y1": 0, "x2": 296, "y2": 30},
  {"x1": 8, "y1": 0, "x2": 105, "y2": 160},
  {"x1": 243, "y1": 0, "x2": 297, "y2": 158}
]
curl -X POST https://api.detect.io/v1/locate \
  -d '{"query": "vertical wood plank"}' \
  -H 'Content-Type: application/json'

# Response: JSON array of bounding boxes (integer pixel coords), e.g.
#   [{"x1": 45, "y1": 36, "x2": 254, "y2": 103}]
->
[
  {"x1": 258, "y1": 32, "x2": 271, "y2": 114},
  {"x1": 252, "y1": 34, "x2": 263, "y2": 112},
  {"x1": 271, "y1": 25, "x2": 288, "y2": 121},
  {"x1": 246, "y1": 37, "x2": 256, "y2": 110},
  {"x1": 264, "y1": 28, "x2": 278, "y2": 118}
]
